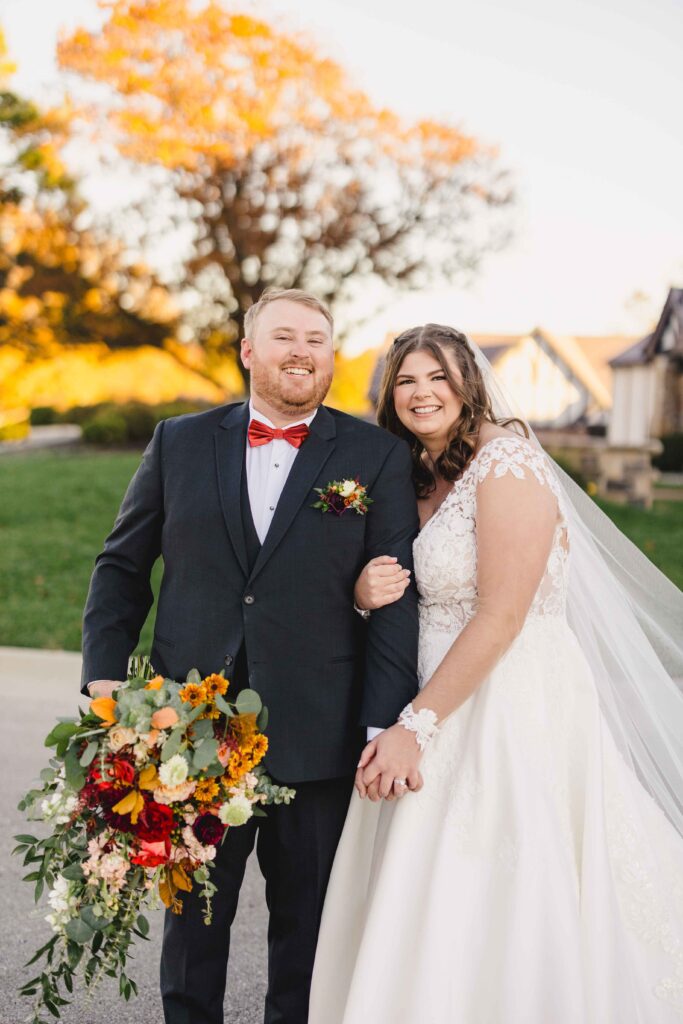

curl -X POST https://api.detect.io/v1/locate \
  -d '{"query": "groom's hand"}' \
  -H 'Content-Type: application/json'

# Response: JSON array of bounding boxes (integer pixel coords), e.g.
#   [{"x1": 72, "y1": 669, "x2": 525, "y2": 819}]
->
[
  {"x1": 86, "y1": 679, "x2": 123, "y2": 699},
  {"x1": 360, "y1": 724, "x2": 423, "y2": 802}
]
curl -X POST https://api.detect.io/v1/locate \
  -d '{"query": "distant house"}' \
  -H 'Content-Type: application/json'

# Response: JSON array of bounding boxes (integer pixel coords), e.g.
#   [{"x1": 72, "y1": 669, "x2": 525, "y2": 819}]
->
[
  {"x1": 609, "y1": 288, "x2": 683, "y2": 446},
  {"x1": 472, "y1": 330, "x2": 637, "y2": 431}
]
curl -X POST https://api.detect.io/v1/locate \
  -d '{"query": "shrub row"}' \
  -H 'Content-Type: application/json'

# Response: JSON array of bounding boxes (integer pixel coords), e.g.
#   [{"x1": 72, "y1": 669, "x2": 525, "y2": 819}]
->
[
  {"x1": 30, "y1": 400, "x2": 217, "y2": 445},
  {"x1": 653, "y1": 433, "x2": 683, "y2": 474}
]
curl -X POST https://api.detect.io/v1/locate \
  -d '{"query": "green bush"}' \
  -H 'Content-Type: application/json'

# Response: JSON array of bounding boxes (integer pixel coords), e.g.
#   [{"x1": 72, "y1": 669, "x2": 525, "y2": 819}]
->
[
  {"x1": 653, "y1": 433, "x2": 683, "y2": 474},
  {"x1": 81, "y1": 408, "x2": 129, "y2": 445},
  {"x1": 30, "y1": 406, "x2": 59, "y2": 426},
  {"x1": 78, "y1": 399, "x2": 216, "y2": 445},
  {"x1": 116, "y1": 402, "x2": 159, "y2": 442}
]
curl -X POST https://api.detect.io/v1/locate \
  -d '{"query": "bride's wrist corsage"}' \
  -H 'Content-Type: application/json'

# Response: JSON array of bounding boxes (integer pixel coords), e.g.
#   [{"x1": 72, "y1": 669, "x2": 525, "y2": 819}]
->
[{"x1": 397, "y1": 702, "x2": 439, "y2": 751}]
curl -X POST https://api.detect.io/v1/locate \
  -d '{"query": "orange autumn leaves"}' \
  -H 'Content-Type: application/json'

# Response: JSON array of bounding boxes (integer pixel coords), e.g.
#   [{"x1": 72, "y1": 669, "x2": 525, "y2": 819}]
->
[{"x1": 56, "y1": 0, "x2": 486, "y2": 175}]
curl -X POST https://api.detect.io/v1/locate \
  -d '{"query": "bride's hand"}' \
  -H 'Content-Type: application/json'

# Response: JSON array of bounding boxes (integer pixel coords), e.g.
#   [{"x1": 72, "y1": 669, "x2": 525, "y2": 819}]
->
[{"x1": 354, "y1": 556, "x2": 411, "y2": 611}]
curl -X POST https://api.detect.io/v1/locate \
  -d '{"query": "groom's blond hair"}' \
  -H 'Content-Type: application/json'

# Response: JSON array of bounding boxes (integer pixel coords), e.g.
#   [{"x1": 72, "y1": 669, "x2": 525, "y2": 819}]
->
[{"x1": 244, "y1": 288, "x2": 334, "y2": 338}]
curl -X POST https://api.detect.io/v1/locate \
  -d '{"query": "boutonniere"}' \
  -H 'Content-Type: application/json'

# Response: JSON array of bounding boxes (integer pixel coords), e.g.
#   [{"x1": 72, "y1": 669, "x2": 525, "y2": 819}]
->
[{"x1": 312, "y1": 478, "x2": 373, "y2": 516}]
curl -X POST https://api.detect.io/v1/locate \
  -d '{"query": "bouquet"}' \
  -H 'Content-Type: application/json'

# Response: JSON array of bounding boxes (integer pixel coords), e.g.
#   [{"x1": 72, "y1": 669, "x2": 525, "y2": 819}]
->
[{"x1": 14, "y1": 659, "x2": 295, "y2": 1022}]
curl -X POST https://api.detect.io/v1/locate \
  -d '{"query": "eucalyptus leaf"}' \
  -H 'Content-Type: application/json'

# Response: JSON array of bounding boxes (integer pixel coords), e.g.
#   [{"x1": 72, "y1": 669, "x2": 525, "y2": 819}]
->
[
  {"x1": 256, "y1": 706, "x2": 269, "y2": 731},
  {"x1": 192, "y1": 738, "x2": 219, "y2": 771},
  {"x1": 44, "y1": 721, "x2": 79, "y2": 748},
  {"x1": 186, "y1": 668, "x2": 202, "y2": 685},
  {"x1": 161, "y1": 727, "x2": 185, "y2": 762},
  {"x1": 79, "y1": 740, "x2": 99, "y2": 768},
  {"x1": 235, "y1": 689, "x2": 262, "y2": 715},
  {"x1": 64, "y1": 918, "x2": 94, "y2": 945},
  {"x1": 185, "y1": 702, "x2": 208, "y2": 724},
  {"x1": 63, "y1": 744, "x2": 86, "y2": 791},
  {"x1": 80, "y1": 905, "x2": 109, "y2": 932},
  {"x1": 214, "y1": 692, "x2": 234, "y2": 717},
  {"x1": 189, "y1": 717, "x2": 214, "y2": 739},
  {"x1": 61, "y1": 862, "x2": 85, "y2": 881}
]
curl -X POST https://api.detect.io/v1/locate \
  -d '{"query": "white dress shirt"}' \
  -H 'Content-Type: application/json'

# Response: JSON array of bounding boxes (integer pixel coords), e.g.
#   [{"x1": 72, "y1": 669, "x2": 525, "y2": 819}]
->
[
  {"x1": 246, "y1": 400, "x2": 317, "y2": 544},
  {"x1": 245, "y1": 401, "x2": 383, "y2": 744}
]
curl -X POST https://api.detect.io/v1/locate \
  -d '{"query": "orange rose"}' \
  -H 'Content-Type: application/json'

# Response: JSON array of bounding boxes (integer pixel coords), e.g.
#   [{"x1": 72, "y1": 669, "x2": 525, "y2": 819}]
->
[
  {"x1": 145, "y1": 675, "x2": 165, "y2": 691},
  {"x1": 151, "y1": 706, "x2": 179, "y2": 729}
]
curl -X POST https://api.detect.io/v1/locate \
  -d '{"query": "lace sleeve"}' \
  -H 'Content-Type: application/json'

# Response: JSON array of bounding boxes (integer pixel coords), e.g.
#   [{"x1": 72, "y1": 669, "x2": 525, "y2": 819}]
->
[{"x1": 474, "y1": 437, "x2": 562, "y2": 636}]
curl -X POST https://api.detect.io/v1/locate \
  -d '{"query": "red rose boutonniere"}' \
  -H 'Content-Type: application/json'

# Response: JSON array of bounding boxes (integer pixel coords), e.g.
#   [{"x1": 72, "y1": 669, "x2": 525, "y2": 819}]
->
[{"x1": 312, "y1": 478, "x2": 373, "y2": 516}]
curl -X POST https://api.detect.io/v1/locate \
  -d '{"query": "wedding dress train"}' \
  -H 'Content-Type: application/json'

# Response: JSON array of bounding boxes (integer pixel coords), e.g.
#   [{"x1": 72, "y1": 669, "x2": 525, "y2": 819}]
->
[{"x1": 309, "y1": 436, "x2": 683, "y2": 1023}]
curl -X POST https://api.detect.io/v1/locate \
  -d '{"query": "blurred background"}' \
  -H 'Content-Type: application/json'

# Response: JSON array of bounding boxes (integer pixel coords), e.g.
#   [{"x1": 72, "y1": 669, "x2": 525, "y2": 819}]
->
[{"x1": 0, "y1": 0, "x2": 681, "y2": 655}]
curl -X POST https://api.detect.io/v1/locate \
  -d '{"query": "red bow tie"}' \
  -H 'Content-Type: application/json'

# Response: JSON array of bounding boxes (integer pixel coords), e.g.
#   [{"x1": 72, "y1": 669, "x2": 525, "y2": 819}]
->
[{"x1": 248, "y1": 419, "x2": 310, "y2": 449}]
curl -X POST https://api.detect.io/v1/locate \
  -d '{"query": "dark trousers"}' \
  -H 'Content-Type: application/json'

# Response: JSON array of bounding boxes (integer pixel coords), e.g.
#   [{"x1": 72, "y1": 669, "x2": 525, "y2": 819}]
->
[{"x1": 160, "y1": 775, "x2": 354, "y2": 1024}]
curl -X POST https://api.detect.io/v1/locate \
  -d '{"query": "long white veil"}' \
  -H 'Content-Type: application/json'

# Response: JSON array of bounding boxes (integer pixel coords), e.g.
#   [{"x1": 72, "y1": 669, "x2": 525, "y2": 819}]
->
[{"x1": 468, "y1": 339, "x2": 683, "y2": 839}]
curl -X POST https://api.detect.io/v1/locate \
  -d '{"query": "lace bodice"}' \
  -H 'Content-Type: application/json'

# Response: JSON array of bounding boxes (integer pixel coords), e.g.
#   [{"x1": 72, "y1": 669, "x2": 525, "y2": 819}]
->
[{"x1": 414, "y1": 436, "x2": 570, "y2": 685}]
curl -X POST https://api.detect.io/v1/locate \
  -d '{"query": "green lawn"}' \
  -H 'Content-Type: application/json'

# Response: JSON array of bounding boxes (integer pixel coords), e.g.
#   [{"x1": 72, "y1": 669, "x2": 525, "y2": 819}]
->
[
  {"x1": 0, "y1": 449, "x2": 162, "y2": 651},
  {"x1": 0, "y1": 449, "x2": 681, "y2": 652}
]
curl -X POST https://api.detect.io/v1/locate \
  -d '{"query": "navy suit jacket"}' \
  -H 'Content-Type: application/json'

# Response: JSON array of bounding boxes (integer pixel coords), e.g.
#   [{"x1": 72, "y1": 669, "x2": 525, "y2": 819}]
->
[{"x1": 80, "y1": 402, "x2": 419, "y2": 782}]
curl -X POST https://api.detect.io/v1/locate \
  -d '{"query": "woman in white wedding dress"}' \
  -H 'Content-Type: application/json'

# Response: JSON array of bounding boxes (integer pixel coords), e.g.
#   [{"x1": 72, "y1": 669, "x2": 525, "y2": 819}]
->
[{"x1": 309, "y1": 324, "x2": 683, "y2": 1024}]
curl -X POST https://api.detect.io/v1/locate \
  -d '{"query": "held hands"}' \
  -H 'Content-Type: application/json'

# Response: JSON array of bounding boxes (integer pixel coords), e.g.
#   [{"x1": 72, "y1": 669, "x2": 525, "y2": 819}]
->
[
  {"x1": 355, "y1": 723, "x2": 424, "y2": 802},
  {"x1": 354, "y1": 556, "x2": 411, "y2": 612}
]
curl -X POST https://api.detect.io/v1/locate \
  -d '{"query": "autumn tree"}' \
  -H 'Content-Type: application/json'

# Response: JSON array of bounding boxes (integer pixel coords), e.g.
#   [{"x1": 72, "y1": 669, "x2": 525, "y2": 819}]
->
[
  {"x1": 0, "y1": 27, "x2": 178, "y2": 361},
  {"x1": 58, "y1": 0, "x2": 513, "y2": 380}
]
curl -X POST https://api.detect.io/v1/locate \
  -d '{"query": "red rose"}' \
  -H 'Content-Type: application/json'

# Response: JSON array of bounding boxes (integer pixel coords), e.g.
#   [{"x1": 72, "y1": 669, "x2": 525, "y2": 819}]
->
[
  {"x1": 131, "y1": 838, "x2": 171, "y2": 867},
  {"x1": 137, "y1": 800, "x2": 174, "y2": 842},
  {"x1": 192, "y1": 812, "x2": 225, "y2": 847},
  {"x1": 112, "y1": 758, "x2": 136, "y2": 786}
]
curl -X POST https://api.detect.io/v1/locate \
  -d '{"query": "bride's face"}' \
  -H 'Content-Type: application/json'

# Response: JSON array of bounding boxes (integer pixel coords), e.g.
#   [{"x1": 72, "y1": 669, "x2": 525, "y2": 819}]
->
[{"x1": 393, "y1": 348, "x2": 464, "y2": 449}]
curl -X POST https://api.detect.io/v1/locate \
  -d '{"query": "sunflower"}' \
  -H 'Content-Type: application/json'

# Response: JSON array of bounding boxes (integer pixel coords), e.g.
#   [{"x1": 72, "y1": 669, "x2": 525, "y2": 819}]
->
[
  {"x1": 203, "y1": 673, "x2": 229, "y2": 698},
  {"x1": 194, "y1": 778, "x2": 220, "y2": 804},
  {"x1": 179, "y1": 682, "x2": 204, "y2": 707}
]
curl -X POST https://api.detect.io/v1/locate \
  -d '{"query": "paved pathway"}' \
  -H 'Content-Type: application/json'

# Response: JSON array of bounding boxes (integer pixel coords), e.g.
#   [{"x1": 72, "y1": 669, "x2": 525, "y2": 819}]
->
[
  {"x1": 0, "y1": 647, "x2": 267, "y2": 1024},
  {"x1": 0, "y1": 425, "x2": 82, "y2": 456}
]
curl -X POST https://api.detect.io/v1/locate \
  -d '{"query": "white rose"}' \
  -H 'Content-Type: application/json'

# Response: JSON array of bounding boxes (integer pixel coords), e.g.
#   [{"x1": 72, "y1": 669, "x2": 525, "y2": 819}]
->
[
  {"x1": 158, "y1": 753, "x2": 189, "y2": 788},
  {"x1": 109, "y1": 726, "x2": 137, "y2": 752},
  {"x1": 218, "y1": 794, "x2": 253, "y2": 827},
  {"x1": 339, "y1": 479, "x2": 356, "y2": 498}
]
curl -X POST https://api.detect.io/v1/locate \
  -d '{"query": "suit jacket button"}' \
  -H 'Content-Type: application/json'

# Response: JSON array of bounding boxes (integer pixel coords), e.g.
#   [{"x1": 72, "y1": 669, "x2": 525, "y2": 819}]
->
[
  {"x1": 244, "y1": 594, "x2": 255, "y2": 605},
  {"x1": 224, "y1": 654, "x2": 234, "y2": 667}
]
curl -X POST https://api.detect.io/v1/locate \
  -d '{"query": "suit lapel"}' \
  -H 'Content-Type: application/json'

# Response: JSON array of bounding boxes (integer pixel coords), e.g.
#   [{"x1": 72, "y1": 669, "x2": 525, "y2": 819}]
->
[
  {"x1": 214, "y1": 402, "x2": 250, "y2": 577},
  {"x1": 249, "y1": 405, "x2": 336, "y2": 583}
]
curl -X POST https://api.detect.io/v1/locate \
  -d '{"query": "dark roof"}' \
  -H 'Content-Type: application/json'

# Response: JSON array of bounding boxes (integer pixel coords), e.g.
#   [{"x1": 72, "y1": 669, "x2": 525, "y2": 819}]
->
[
  {"x1": 609, "y1": 287, "x2": 683, "y2": 368},
  {"x1": 610, "y1": 334, "x2": 654, "y2": 368}
]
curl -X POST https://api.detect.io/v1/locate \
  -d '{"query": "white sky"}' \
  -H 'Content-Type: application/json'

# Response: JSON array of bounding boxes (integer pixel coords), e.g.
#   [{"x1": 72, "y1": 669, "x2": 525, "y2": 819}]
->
[{"x1": 2, "y1": 0, "x2": 682, "y2": 351}]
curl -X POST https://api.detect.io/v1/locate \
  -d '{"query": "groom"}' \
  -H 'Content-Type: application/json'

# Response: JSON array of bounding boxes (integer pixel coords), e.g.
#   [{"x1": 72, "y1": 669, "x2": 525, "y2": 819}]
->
[{"x1": 81, "y1": 288, "x2": 419, "y2": 1023}]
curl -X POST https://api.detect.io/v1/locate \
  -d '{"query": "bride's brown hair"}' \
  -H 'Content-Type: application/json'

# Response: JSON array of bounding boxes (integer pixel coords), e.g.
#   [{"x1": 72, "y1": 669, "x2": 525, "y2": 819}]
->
[{"x1": 377, "y1": 324, "x2": 528, "y2": 498}]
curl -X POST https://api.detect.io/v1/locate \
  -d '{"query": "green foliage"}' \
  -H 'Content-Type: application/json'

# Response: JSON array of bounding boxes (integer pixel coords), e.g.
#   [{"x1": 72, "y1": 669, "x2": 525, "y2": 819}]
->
[
  {"x1": 30, "y1": 406, "x2": 59, "y2": 426},
  {"x1": 80, "y1": 409, "x2": 129, "y2": 445},
  {"x1": 653, "y1": 433, "x2": 683, "y2": 474},
  {"x1": 76, "y1": 400, "x2": 213, "y2": 445}
]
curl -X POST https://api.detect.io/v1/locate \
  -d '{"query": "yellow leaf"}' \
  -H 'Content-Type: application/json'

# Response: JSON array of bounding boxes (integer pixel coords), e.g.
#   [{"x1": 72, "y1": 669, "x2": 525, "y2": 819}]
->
[
  {"x1": 158, "y1": 877, "x2": 173, "y2": 908},
  {"x1": 138, "y1": 764, "x2": 158, "y2": 790},
  {"x1": 112, "y1": 789, "x2": 145, "y2": 823},
  {"x1": 171, "y1": 863, "x2": 193, "y2": 893}
]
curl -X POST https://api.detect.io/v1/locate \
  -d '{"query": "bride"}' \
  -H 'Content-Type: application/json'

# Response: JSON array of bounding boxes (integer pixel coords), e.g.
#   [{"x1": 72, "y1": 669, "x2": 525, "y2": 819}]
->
[{"x1": 309, "y1": 324, "x2": 683, "y2": 1023}]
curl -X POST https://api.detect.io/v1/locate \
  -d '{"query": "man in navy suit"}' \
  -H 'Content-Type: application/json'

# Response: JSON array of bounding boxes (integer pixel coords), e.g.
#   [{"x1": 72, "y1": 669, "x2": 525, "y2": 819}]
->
[{"x1": 82, "y1": 288, "x2": 419, "y2": 1023}]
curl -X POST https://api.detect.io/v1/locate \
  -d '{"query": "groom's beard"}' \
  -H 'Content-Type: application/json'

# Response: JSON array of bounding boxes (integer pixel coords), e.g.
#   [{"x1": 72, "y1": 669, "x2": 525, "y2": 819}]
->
[{"x1": 249, "y1": 356, "x2": 334, "y2": 419}]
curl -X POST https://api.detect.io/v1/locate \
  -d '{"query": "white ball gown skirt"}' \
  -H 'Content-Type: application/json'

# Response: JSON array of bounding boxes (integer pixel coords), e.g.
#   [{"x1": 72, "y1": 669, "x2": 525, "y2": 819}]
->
[{"x1": 309, "y1": 617, "x2": 683, "y2": 1023}]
